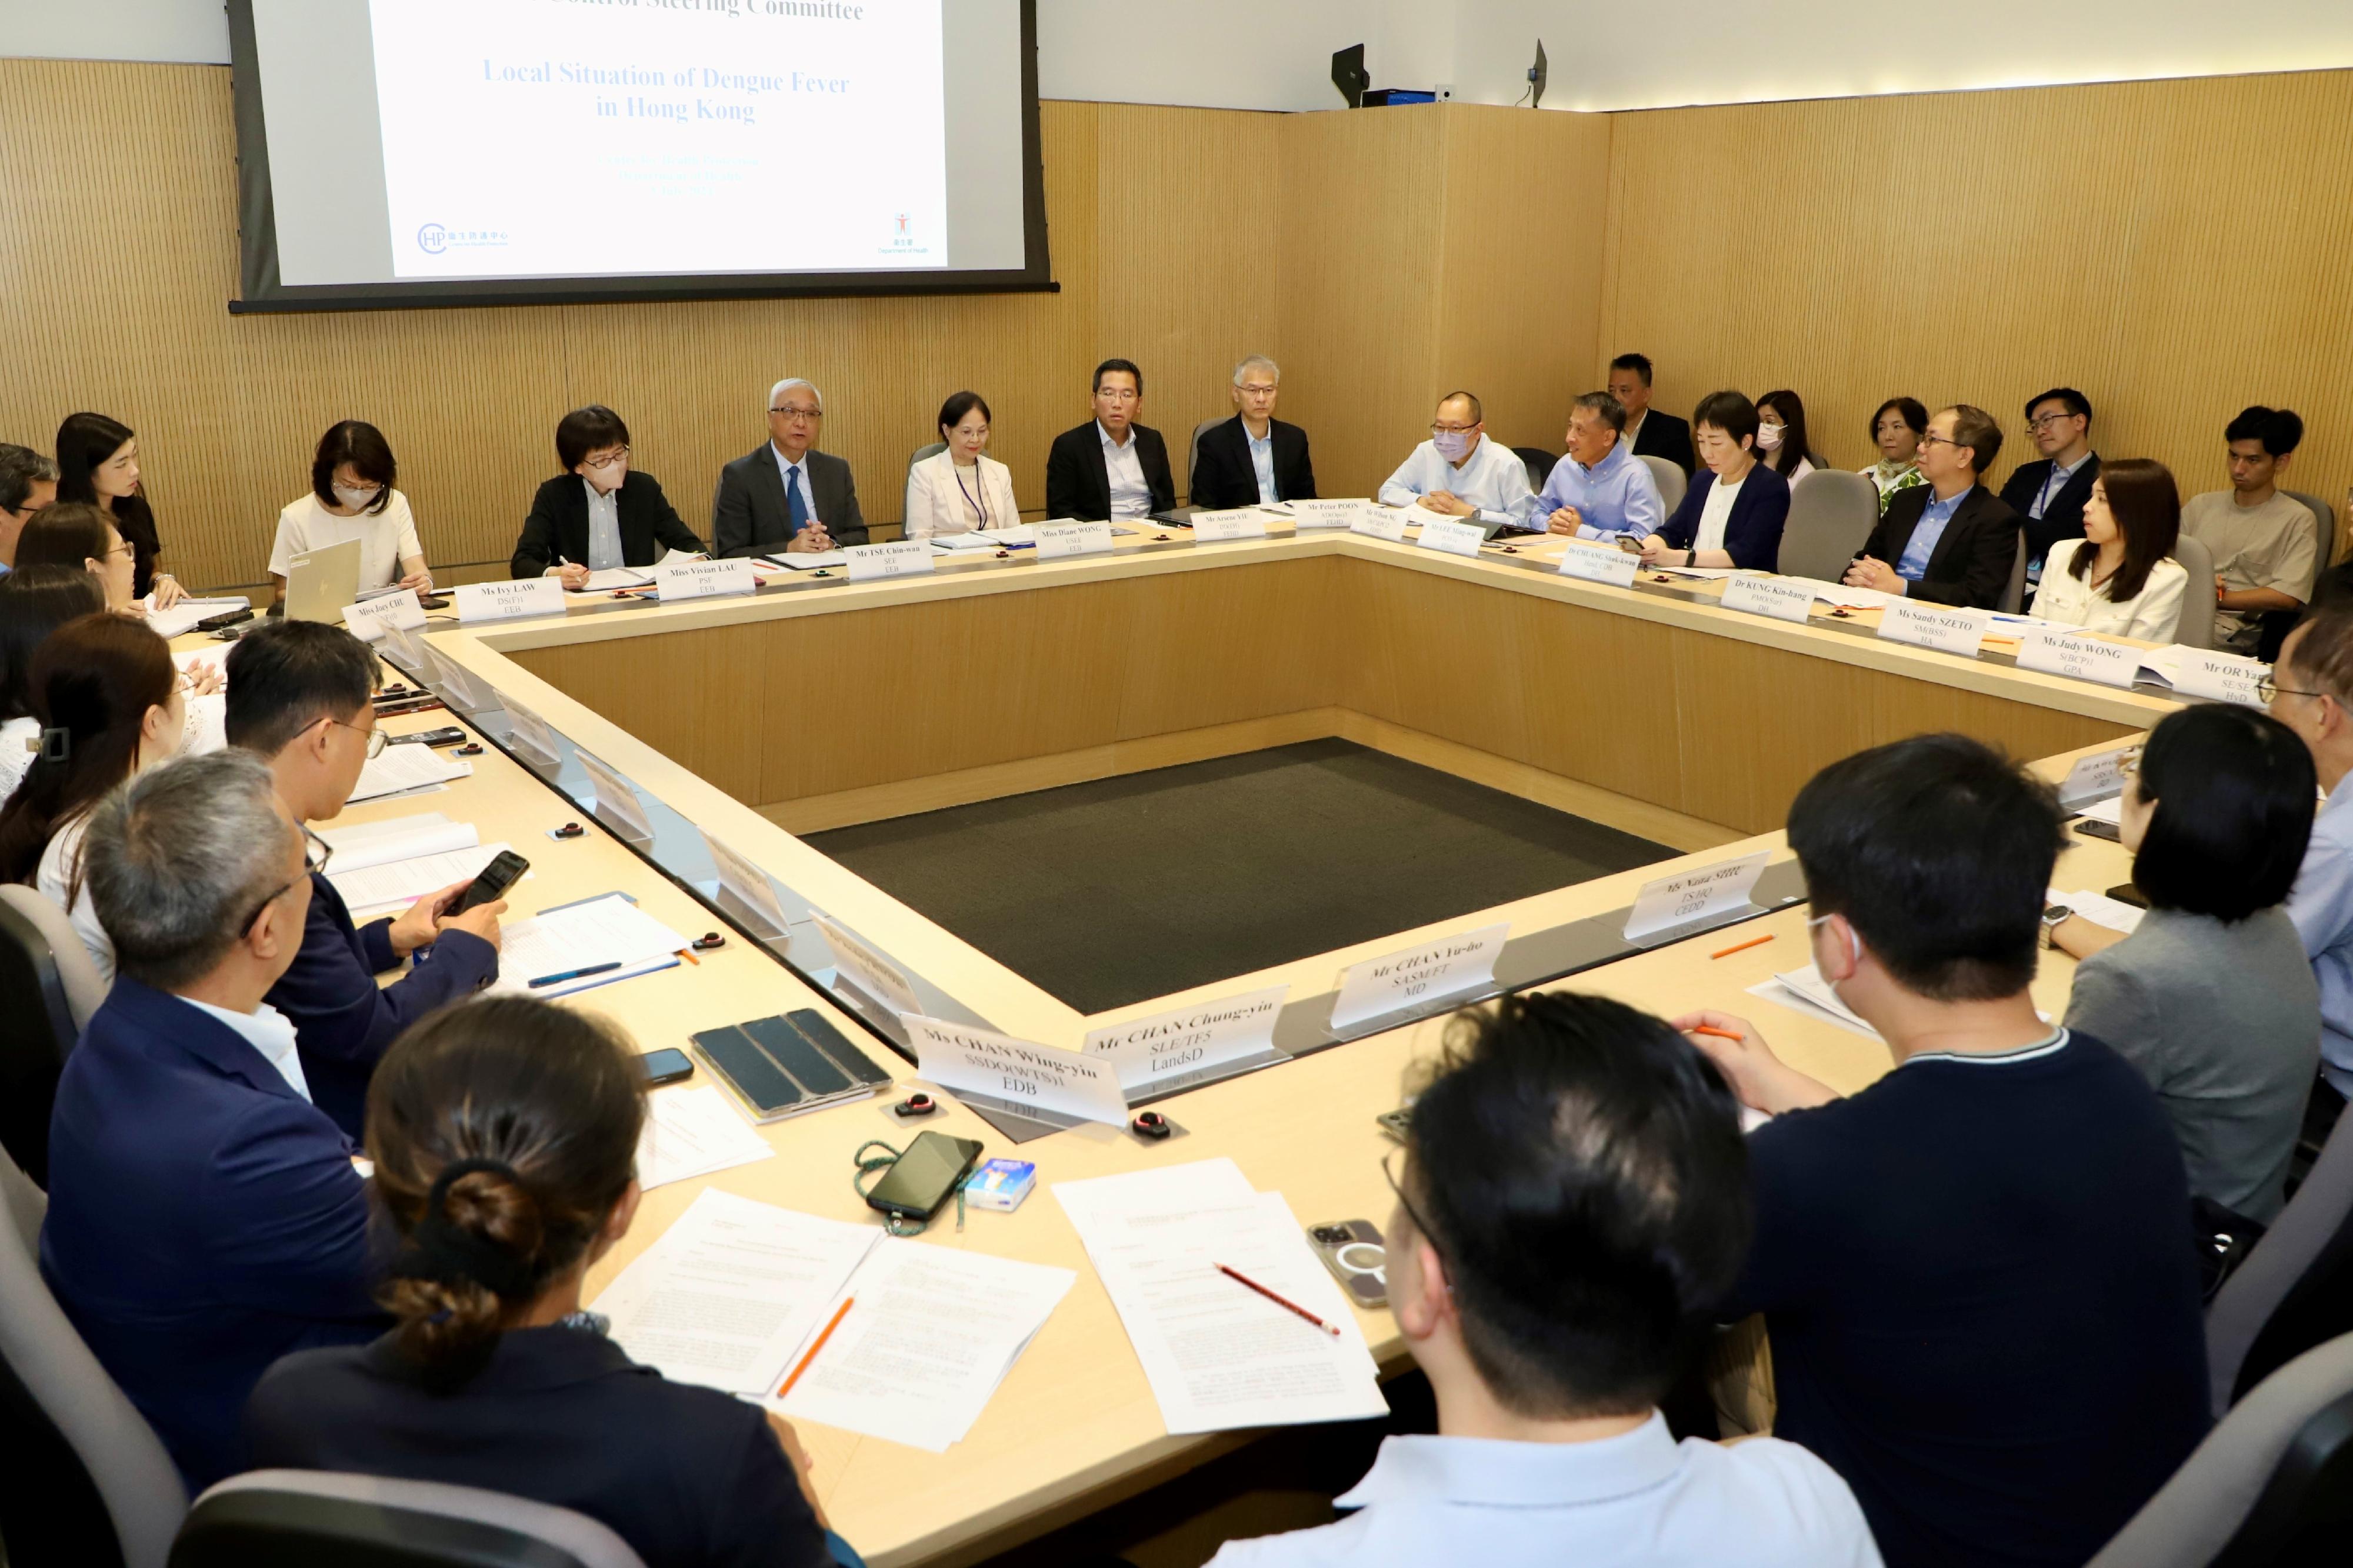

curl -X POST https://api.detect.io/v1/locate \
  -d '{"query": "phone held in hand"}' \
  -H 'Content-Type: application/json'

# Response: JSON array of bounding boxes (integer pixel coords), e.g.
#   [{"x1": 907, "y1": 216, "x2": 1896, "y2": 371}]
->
[{"x1": 448, "y1": 850, "x2": 528, "y2": 916}]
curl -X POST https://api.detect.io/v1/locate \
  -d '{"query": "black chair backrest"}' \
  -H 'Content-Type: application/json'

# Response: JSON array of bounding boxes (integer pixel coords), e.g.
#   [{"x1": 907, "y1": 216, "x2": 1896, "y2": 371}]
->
[
  {"x1": 2237, "y1": 1193, "x2": 2353, "y2": 1404},
  {"x1": 172, "y1": 1490, "x2": 602, "y2": 1568},
  {"x1": 0, "y1": 1347, "x2": 126, "y2": 1568},
  {"x1": 1511, "y1": 446, "x2": 1558, "y2": 491},
  {"x1": 0, "y1": 893, "x2": 78, "y2": 1185},
  {"x1": 2212, "y1": 1385, "x2": 2353, "y2": 1566}
]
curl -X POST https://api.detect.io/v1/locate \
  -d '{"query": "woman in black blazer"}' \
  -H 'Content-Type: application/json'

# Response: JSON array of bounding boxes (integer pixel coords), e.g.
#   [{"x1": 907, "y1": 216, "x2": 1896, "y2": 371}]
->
[
  {"x1": 245, "y1": 997, "x2": 855, "y2": 1568},
  {"x1": 509, "y1": 406, "x2": 704, "y2": 582},
  {"x1": 1641, "y1": 391, "x2": 1789, "y2": 571}
]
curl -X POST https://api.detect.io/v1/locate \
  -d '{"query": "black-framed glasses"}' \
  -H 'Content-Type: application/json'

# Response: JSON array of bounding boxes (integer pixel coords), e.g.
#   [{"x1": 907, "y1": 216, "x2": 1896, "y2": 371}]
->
[
  {"x1": 1380, "y1": 1149, "x2": 1441, "y2": 1255},
  {"x1": 582, "y1": 446, "x2": 631, "y2": 471},
  {"x1": 1918, "y1": 432, "x2": 1962, "y2": 449},
  {"x1": 1429, "y1": 422, "x2": 1478, "y2": 436},
  {"x1": 241, "y1": 826, "x2": 330, "y2": 936},
  {"x1": 2027, "y1": 412, "x2": 2083, "y2": 432},
  {"x1": 769, "y1": 405, "x2": 824, "y2": 419},
  {"x1": 2257, "y1": 672, "x2": 2324, "y2": 705}
]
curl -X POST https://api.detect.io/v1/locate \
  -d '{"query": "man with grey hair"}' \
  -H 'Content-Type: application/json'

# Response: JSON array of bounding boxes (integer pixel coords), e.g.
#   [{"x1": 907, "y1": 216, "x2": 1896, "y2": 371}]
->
[
  {"x1": 712, "y1": 375, "x2": 869, "y2": 556},
  {"x1": 1530, "y1": 391, "x2": 1665, "y2": 544},
  {"x1": 0, "y1": 442, "x2": 59, "y2": 572},
  {"x1": 41, "y1": 750, "x2": 379, "y2": 1487},
  {"x1": 1191, "y1": 355, "x2": 1317, "y2": 511}
]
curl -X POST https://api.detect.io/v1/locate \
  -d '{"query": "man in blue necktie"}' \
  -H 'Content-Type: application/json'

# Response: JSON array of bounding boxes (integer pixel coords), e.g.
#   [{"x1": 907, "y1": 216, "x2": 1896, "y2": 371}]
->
[{"x1": 711, "y1": 377, "x2": 870, "y2": 558}]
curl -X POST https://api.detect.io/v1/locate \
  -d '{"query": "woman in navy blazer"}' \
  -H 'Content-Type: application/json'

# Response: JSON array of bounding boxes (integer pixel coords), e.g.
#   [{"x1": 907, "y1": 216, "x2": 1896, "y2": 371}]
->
[
  {"x1": 1641, "y1": 391, "x2": 1791, "y2": 571},
  {"x1": 248, "y1": 997, "x2": 857, "y2": 1568}
]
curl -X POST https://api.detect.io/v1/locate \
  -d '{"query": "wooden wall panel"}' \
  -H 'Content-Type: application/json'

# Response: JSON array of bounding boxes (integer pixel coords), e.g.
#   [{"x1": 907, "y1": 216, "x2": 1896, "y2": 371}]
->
[{"x1": 1597, "y1": 71, "x2": 2353, "y2": 556}]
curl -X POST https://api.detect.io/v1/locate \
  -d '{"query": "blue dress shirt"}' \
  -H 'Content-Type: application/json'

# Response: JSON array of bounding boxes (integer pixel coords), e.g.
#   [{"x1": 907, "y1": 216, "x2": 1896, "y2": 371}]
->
[
  {"x1": 1529, "y1": 441, "x2": 1664, "y2": 541},
  {"x1": 2287, "y1": 783, "x2": 2353, "y2": 1096},
  {"x1": 1895, "y1": 488, "x2": 1967, "y2": 582},
  {"x1": 1246, "y1": 423, "x2": 1278, "y2": 504}
]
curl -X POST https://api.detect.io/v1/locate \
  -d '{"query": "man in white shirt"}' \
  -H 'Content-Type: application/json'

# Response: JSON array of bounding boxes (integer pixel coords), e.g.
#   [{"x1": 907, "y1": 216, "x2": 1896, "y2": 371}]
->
[
  {"x1": 1377, "y1": 391, "x2": 1535, "y2": 531},
  {"x1": 41, "y1": 749, "x2": 379, "y2": 1486},
  {"x1": 1208, "y1": 991, "x2": 1881, "y2": 1568}
]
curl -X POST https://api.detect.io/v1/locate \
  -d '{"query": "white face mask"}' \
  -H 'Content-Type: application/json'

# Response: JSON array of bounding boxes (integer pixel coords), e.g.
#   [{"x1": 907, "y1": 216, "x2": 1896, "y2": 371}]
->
[
  {"x1": 1432, "y1": 431, "x2": 1472, "y2": 462},
  {"x1": 1755, "y1": 424, "x2": 1785, "y2": 452},
  {"x1": 588, "y1": 461, "x2": 627, "y2": 495},
  {"x1": 333, "y1": 483, "x2": 381, "y2": 512}
]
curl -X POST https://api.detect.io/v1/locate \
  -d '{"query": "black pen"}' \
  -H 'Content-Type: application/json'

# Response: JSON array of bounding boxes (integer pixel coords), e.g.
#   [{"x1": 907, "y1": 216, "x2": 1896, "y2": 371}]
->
[{"x1": 528, "y1": 961, "x2": 622, "y2": 989}]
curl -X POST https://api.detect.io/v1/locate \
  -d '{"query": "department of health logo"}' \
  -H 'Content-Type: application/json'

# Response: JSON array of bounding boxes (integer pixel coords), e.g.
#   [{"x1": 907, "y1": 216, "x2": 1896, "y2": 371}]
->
[{"x1": 417, "y1": 223, "x2": 448, "y2": 255}]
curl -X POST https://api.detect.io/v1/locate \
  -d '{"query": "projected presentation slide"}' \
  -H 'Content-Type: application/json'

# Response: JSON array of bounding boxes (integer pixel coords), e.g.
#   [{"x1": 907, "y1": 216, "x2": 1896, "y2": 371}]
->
[
  {"x1": 369, "y1": 0, "x2": 945, "y2": 279},
  {"x1": 229, "y1": 0, "x2": 1038, "y2": 306}
]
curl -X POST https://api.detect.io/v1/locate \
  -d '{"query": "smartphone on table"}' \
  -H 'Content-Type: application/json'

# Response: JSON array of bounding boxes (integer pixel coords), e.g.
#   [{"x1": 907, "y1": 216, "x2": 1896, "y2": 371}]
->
[
  {"x1": 1308, "y1": 1219, "x2": 1388, "y2": 1308},
  {"x1": 638, "y1": 1048, "x2": 694, "y2": 1087},
  {"x1": 865, "y1": 1131, "x2": 985, "y2": 1222}
]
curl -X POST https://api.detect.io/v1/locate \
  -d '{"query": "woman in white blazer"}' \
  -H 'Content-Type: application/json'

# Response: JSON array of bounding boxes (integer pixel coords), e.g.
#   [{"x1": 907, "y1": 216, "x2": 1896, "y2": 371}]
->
[
  {"x1": 905, "y1": 391, "x2": 1020, "y2": 539},
  {"x1": 2031, "y1": 458, "x2": 2189, "y2": 642}
]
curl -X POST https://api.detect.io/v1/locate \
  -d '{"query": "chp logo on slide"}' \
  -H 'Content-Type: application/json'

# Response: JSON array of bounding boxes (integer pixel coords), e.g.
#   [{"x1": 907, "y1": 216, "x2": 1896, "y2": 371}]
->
[
  {"x1": 415, "y1": 222, "x2": 509, "y2": 257},
  {"x1": 417, "y1": 222, "x2": 448, "y2": 254}
]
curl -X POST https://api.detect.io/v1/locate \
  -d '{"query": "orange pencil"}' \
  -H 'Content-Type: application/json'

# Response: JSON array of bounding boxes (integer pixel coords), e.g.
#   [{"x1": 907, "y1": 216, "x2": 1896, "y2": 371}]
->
[
  {"x1": 1691, "y1": 1025, "x2": 1744, "y2": 1042},
  {"x1": 675, "y1": 948, "x2": 700, "y2": 966},
  {"x1": 1710, "y1": 933, "x2": 1774, "y2": 960},
  {"x1": 777, "y1": 1297, "x2": 854, "y2": 1398}
]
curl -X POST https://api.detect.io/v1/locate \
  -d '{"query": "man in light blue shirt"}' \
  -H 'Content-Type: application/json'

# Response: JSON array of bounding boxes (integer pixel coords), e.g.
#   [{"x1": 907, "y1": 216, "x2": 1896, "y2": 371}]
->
[
  {"x1": 1207, "y1": 993, "x2": 1880, "y2": 1568},
  {"x1": 1532, "y1": 392, "x2": 1664, "y2": 543},
  {"x1": 1895, "y1": 486, "x2": 1968, "y2": 582},
  {"x1": 2271, "y1": 609, "x2": 2353, "y2": 1102},
  {"x1": 1377, "y1": 391, "x2": 1535, "y2": 530}
]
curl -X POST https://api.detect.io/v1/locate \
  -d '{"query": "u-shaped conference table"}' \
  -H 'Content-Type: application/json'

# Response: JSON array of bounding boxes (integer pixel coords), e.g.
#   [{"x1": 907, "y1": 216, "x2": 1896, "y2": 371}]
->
[{"x1": 306, "y1": 513, "x2": 2177, "y2": 1565}]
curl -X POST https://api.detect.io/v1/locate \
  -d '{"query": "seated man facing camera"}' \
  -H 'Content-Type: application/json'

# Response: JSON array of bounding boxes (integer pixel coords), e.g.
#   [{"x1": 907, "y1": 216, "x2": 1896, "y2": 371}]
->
[{"x1": 1210, "y1": 992, "x2": 1880, "y2": 1567}]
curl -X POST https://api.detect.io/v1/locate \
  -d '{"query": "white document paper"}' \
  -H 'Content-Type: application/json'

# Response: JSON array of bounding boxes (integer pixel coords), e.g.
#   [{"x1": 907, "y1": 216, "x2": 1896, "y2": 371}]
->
[
  {"x1": 843, "y1": 540, "x2": 934, "y2": 582},
  {"x1": 2175, "y1": 648, "x2": 2268, "y2": 707},
  {"x1": 651, "y1": 558, "x2": 755, "y2": 601},
  {"x1": 1188, "y1": 508, "x2": 1269, "y2": 542},
  {"x1": 1055, "y1": 1176, "x2": 1385, "y2": 1435},
  {"x1": 1720, "y1": 575, "x2": 1817, "y2": 623},
  {"x1": 764, "y1": 551, "x2": 847, "y2": 571},
  {"x1": 330, "y1": 841, "x2": 512, "y2": 917},
  {"x1": 635, "y1": 1084, "x2": 775, "y2": 1192},
  {"x1": 1349, "y1": 508, "x2": 1409, "y2": 543},
  {"x1": 1033, "y1": 520, "x2": 1115, "y2": 559},
  {"x1": 1648, "y1": 565, "x2": 1743, "y2": 580},
  {"x1": 811, "y1": 911, "x2": 921, "y2": 1015},
  {"x1": 491, "y1": 893, "x2": 688, "y2": 996},
  {"x1": 1624, "y1": 851, "x2": 1771, "y2": 940},
  {"x1": 566, "y1": 568, "x2": 654, "y2": 593},
  {"x1": 775, "y1": 1241, "x2": 1076, "y2": 1453},
  {"x1": 342, "y1": 589, "x2": 426, "y2": 640},
  {"x1": 575, "y1": 749, "x2": 656, "y2": 839},
  {"x1": 1413, "y1": 518, "x2": 1486, "y2": 559},
  {"x1": 592, "y1": 1189, "x2": 881, "y2": 1396},
  {"x1": 2017, "y1": 629, "x2": 2142, "y2": 689},
  {"x1": 1289, "y1": 499, "x2": 1369, "y2": 530},
  {"x1": 2057, "y1": 746, "x2": 2134, "y2": 806},
  {"x1": 904, "y1": 1014, "x2": 1129, "y2": 1125},
  {"x1": 2077, "y1": 794, "x2": 2126, "y2": 825},
  {"x1": 1329, "y1": 922, "x2": 1509, "y2": 1030},
  {"x1": 317, "y1": 812, "x2": 474, "y2": 870},
  {"x1": 1557, "y1": 543, "x2": 1641, "y2": 588},
  {"x1": 1084, "y1": 985, "x2": 1287, "y2": 1093},
  {"x1": 145, "y1": 596, "x2": 249, "y2": 638},
  {"x1": 706, "y1": 834, "x2": 793, "y2": 932},
  {"x1": 2055, "y1": 886, "x2": 2148, "y2": 936},
  {"x1": 346, "y1": 743, "x2": 468, "y2": 804},
  {"x1": 1807, "y1": 581, "x2": 1893, "y2": 610},
  {"x1": 502, "y1": 699, "x2": 562, "y2": 764},
  {"x1": 1879, "y1": 599, "x2": 1989, "y2": 657},
  {"x1": 1749, "y1": 965, "x2": 1881, "y2": 1041},
  {"x1": 456, "y1": 578, "x2": 567, "y2": 622}
]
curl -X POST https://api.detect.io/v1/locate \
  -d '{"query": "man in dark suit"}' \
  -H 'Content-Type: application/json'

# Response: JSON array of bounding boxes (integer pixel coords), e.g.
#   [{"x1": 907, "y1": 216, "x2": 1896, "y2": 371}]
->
[
  {"x1": 1999, "y1": 386, "x2": 2101, "y2": 581},
  {"x1": 1045, "y1": 358, "x2": 1176, "y2": 522},
  {"x1": 1609, "y1": 352, "x2": 1695, "y2": 476},
  {"x1": 1846, "y1": 403, "x2": 2023, "y2": 609},
  {"x1": 41, "y1": 750, "x2": 382, "y2": 1487},
  {"x1": 1189, "y1": 354, "x2": 1317, "y2": 509},
  {"x1": 225, "y1": 621, "x2": 502, "y2": 1140},
  {"x1": 509, "y1": 404, "x2": 704, "y2": 582},
  {"x1": 712, "y1": 378, "x2": 869, "y2": 557}
]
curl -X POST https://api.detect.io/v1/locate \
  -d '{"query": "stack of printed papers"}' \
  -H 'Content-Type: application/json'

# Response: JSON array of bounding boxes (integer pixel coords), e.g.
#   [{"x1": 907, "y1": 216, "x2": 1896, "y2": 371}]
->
[
  {"x1": 488, "y1": 893, "x2": 686, "y2": 997},
  {"x1": 1054, "y1": 1158, "x2": 1385, "y2": 1434},
  {"x1": 146, "y1": 596, "x2": 249, "y2": 637},
  {"x1": 635, "y1": 1085, "x2": 776, "y2": 1190},
  {"x1": 346, "y1": 744, "x2": 470, "y2": 804},
  {"x1": 1749, "y1": 964, "x2": 1880, "y2": 1040}
]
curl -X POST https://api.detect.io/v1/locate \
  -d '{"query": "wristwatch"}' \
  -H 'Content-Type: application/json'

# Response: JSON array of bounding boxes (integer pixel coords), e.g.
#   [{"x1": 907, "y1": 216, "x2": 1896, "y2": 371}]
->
[{"x1": 2041, "y1": 904, "x2": 2072, "y2": 949}]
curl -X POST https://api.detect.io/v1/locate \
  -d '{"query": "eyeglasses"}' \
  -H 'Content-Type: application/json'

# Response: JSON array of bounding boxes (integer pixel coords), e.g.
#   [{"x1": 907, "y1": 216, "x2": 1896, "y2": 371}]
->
[
  {"x1": 2257, "y1": 672, "x2": 2324, "y2": 705},
  {"x1": 1429, "y1": 422, "x2": 1479, "y2": 435},
  {"x1": 241, "y1": 826, "x2": 331, "y2": 936},
  {"x1": 768, "y1": 405, "x2": 823, "y2": 420},
  {"x1": 582, "y1": 447, "x2": 630, "y2": 471},
  {"x1": 308, "y1": 713, "x2": 388, "y2": 758},
  {"x1": 1379, "y1": 1149, "x2": 1442, "y2": 1256},
  {"x1": 2027, "y1": 412, "x2": 2082, "y2": 432},
  {"x1": 1096, "y1": 388, "x2": 1140, "y2": 403},
  {"x1": 1918, "y1": 432, "x2": 1964, "y2": 450},
  {"x1": 1237, "y1": 383, "x2": 1279, "y2": 396}
]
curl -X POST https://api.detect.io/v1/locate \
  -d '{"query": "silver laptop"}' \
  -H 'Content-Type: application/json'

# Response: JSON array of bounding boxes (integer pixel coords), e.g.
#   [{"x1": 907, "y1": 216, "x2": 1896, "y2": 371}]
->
[{"x1": 284, "y1": 538, "x2": 363, "y2": 625}]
